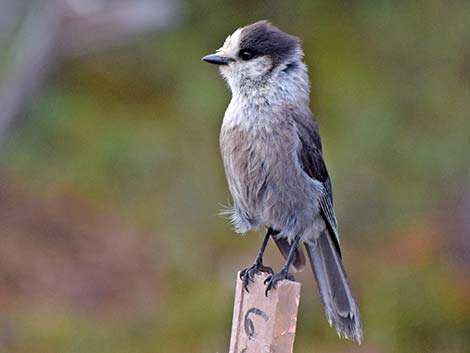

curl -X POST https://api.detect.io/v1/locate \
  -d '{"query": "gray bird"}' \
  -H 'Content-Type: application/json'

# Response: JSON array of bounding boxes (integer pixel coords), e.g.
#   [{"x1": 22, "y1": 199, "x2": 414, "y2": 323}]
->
[{"x1": 202, "y1": 21, "x2": 363, "y2": 343}]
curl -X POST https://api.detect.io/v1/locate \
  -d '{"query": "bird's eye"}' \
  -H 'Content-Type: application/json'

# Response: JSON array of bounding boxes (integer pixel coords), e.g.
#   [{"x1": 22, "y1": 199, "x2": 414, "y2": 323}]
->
[{"x1": 239, "y1": 49, "x2": 254, "y2": 61}]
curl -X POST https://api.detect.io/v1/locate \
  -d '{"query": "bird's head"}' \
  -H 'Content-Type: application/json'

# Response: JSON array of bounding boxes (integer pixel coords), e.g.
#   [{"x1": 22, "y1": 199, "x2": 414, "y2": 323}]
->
[{"x1": 203, "y1": 21, "x2": 304, "y2": 92}]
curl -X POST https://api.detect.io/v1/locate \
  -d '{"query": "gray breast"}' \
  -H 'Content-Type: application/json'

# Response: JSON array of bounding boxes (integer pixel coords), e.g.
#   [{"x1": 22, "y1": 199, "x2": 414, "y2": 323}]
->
[{"x1": 220, "y1": 107, "x2": 324, "y2": 241}]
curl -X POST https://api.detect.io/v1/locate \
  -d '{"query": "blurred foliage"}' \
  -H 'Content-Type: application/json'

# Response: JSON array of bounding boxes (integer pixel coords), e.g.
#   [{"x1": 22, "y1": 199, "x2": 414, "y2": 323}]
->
[{"x1": 0, "y1": 1, "x2": 469, "y2": 352}]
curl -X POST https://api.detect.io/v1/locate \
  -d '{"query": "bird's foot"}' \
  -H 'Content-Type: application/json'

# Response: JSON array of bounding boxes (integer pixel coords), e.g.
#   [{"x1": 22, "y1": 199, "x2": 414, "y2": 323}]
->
[
  {"x1": 240, "y1": 261, "x2": 273, "y2": 292},
  {"x1": 264, "y1": 268, "x2": 295, "y2": 296}
]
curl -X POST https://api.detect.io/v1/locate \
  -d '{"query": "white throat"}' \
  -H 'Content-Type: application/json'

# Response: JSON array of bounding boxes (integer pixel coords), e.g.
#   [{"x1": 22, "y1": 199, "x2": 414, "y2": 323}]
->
[{"x1": 222, "y1": 61, "x2": 311, "y2": 131}]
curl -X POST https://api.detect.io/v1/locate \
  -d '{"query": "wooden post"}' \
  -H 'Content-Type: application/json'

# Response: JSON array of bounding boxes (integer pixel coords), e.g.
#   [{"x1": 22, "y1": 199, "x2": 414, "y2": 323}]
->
[{"x1": 229, "y1": 272, "x2": 301, "y2": 353}]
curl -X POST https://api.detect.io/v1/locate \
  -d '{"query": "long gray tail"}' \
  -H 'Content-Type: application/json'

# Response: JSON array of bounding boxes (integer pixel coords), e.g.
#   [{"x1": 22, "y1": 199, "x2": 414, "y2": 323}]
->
[{"x1": 305, "y1": 230, "x2": 363, "y2": 343}]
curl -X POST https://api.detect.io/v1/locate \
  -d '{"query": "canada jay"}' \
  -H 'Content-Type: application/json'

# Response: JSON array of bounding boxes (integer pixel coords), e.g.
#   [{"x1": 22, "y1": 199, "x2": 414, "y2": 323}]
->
[{"x1": 202, "y1": 21, "x2": 363, "y2": 343}]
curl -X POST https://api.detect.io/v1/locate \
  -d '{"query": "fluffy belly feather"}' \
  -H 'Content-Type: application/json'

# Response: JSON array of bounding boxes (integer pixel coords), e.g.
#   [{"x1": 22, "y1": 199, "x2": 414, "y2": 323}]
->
[{"x1": 220, "y1": 122, "x2": 323, "y2": 240}]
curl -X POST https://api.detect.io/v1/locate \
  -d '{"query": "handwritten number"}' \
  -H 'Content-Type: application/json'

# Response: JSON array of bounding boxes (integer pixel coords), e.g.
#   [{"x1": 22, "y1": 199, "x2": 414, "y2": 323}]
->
[{"x1": 244, "y1": 307, "x2": 269, "y2": 340}]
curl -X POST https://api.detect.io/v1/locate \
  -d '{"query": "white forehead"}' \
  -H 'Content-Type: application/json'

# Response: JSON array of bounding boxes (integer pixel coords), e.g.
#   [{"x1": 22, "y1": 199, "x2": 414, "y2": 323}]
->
[{"x1": 217, "y1": 27, "x2": 243, "y2": 57}]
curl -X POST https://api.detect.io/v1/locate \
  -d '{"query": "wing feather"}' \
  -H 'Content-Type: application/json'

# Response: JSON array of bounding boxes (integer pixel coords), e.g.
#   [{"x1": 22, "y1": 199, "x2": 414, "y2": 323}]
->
[{"x1": 293, "y1": 111, "x2": 341, "y2": 256}]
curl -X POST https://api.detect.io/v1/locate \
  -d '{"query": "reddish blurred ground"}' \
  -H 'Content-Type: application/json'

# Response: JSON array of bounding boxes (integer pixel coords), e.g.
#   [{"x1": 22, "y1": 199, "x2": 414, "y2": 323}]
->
[{"x1": 0, "y1": 180, "x2": 160, "y2": 318}]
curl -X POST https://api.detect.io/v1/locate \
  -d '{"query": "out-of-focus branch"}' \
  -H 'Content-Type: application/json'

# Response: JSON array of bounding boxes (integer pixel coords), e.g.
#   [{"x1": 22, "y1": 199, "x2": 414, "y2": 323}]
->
[
  {"x1": 0, "y1": 0, "x2": 181, "y2": 147},
  {"x1": 61, "y1": 0, "x2": 181, "y2": 56}
]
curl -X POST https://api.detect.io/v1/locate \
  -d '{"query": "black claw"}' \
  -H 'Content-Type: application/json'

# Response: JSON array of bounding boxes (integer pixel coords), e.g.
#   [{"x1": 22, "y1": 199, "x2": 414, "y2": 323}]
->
[
  {"x1": 264, "y1": 269, "x2": 295, "y2": 296},
  {"x1": 240, "y1": 262, "x2": 273, "y2": 292}
]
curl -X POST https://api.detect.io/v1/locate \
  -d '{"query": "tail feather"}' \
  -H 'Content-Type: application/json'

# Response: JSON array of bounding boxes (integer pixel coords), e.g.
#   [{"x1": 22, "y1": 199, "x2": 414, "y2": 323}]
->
[{"x1": 305, "y1": 230, "x2": 363, "y2": 343}]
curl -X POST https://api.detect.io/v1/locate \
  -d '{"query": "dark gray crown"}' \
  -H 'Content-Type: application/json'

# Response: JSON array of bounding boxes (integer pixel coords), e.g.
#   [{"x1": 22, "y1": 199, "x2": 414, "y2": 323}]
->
[{"x1": 240, "y1": 21, "x2": 300, "y2": 65}]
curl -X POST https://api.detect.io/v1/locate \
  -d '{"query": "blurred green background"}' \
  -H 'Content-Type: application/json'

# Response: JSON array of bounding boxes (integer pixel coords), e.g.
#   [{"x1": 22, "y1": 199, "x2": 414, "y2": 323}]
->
[{"x1": 0, "y1": 1, "x2": 469, "y2": 352}]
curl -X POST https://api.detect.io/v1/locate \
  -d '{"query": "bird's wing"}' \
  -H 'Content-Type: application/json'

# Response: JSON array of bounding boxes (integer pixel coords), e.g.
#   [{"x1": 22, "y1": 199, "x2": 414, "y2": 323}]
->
[{"x1": 294, "y1": 111, "x2": 341, "y2": 256}]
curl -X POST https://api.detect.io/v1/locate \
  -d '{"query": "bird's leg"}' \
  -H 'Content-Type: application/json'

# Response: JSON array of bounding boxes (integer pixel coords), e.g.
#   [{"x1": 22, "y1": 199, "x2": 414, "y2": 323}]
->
[
  {"x1": 240, "y1": 228, "x2": 276, "y2": 292},
  {"x1": 264, "y1": 234, "x2": 301, "y2": 296}
]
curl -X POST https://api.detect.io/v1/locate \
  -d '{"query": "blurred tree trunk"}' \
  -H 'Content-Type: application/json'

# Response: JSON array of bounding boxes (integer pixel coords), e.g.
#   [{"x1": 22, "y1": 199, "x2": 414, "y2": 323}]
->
[
  {"x1": 0, "y1": 0, "x2": 64, "y2": 144},
  {"x1": 0, "y1": 0, "x2": 181, "y2": 147},
  {"x1": 447, "y1": 175, "x2": 470, "y2": 273}
]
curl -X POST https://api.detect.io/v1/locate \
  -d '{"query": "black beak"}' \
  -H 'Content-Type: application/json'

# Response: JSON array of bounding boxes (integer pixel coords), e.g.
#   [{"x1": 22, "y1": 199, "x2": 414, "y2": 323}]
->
[{"x1": 202, "y1": 54, "x2": 234, "y2": 65}]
